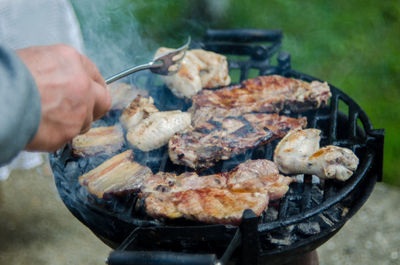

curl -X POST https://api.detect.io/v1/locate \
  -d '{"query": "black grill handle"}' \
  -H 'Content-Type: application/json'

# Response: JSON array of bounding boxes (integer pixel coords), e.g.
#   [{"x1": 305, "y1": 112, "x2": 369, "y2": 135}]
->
[
  {"x1": 205, "y1": 29, "x2": 282, "y2": 43},
  {"x1": 107, "y1": 251, "x2": 218, "y2": 265}
]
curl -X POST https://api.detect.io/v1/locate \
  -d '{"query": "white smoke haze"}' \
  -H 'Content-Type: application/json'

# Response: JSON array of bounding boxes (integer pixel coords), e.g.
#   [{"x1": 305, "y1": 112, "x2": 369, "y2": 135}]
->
[
  {"x1": 70, "y1": 0, "x2": 156, "y2": 78},
  {"x1": 70, "y1": 0, "x2": 230, "y2": 80}
]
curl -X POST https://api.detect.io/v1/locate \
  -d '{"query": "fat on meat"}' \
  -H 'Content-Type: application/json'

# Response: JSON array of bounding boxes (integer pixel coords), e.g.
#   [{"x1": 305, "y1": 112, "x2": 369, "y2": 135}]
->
[
  {"x1": 79, "y1": 150, "x2": 153, "y2": 198},
  {"x1": 71, "y1": 125, "x2": 124, "y2": 157}
]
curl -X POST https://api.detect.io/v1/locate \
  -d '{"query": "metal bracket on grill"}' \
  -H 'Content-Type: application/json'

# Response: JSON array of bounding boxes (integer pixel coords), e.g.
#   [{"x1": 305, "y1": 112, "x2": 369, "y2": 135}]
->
[
  {"x1": 240, "y1": 209, "x2": 260, "y2": 265},
  {"x1": 198, "y1": 28, "x2": 286, "y2": 82},
  {"x1": 107, "y1": 225, "x2": 242, "y2": 265},
  {"x1": 367, "y1": 128, "x2": 385, "y2": 182},
  {"x1": 277, "y1": 51, "x2": 291, "y2": 75}
]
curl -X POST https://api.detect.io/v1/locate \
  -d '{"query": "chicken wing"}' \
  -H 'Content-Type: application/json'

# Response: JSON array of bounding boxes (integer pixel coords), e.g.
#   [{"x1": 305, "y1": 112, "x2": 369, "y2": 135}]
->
[
  {"x1": 127, "y1": 110, "x2": 191, "y2": 151},
  {"x1": 119, "y1": 96, "x2": 158, "y2": 130},
  {"x1": 273, "y1": 129, "x2": 359, "y2": 181}
]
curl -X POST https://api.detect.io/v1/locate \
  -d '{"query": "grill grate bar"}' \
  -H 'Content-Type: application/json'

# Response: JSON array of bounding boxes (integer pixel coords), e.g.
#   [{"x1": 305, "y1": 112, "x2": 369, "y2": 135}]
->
[
  {"x1": 348, "y1": 107, "x2": 360, "y2": 140},
  {"x1": 328, "y1": 94, "x2": 339, "y2": 142},
  {"x1": 300, "y1": 175, "x2": 313, "y2": 212}
]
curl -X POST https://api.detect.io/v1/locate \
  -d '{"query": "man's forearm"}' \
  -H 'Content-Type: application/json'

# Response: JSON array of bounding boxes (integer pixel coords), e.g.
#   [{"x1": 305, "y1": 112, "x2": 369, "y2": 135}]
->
[{"x1": 0, "y1": 45, "x2": 41, "y2": 165}]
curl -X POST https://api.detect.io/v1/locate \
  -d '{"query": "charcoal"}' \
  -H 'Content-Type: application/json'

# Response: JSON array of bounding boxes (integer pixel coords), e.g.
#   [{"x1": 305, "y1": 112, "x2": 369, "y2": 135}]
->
[
  {"x1": 264, "y1": 207, "x2": 279, "y2": 222},
  {"x1": 78, "y1": 158, "x2": 88, "y2": 169},
  {"x1": 296, "y1": 222, "x2": 321, "y2": 236},
  {"x1": 64, "y1": 161, "x2": 80, "y2": 179}
]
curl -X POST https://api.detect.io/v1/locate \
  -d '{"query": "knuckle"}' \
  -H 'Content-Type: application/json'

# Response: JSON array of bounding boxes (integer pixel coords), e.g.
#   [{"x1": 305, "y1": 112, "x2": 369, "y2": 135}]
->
[
  {"x1": 54, "y1": 44, "x2": 79, "y2": 59},
  {"x1": 72, "y1": 76, "x2": 91, "y2": 94}
]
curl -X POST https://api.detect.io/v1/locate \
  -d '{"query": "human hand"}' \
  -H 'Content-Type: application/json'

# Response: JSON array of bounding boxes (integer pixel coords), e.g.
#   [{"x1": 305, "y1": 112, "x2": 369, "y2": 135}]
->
[{"x1": 16, "y1": 44, "x2": 111, "y2": 152}]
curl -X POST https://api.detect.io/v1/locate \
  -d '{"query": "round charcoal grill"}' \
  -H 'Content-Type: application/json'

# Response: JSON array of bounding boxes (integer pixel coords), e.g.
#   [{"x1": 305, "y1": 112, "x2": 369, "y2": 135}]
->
[{"x1": 50, "y1": 29, "x2": 384, "y2": 265}]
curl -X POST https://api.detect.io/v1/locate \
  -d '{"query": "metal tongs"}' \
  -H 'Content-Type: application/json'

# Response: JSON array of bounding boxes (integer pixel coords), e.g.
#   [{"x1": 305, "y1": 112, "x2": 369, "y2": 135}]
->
[{"x1": 106, "y1": 37, "x2": 191, "y2": 85}]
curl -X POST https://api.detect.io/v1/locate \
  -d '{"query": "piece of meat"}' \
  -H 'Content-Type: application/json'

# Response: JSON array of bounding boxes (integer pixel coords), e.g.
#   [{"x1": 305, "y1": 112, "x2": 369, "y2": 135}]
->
[
  {"x1": 119, "y1": 96, "x2": 158, "y2": 129},
  {"x1": 71, "y1": 125, "x2": 124, "y2": 157},
  {"x1": 227, "y1": 159, "x2": 294, "y2": 200},
  {"x1": 155, "y1": 48, "x2": 231, "y2": 98},
  {"x1": 126, "y1": 110, "x2": 192, "y2": 151},
  {"x1": 273, "y1": 128, "x2": 359, "y2": 181},
  {"x1": 142, "y1": 159, "x2": 293, "y2": 225},
  {"x1": 190, "y1": 75, "x2": 331, "y2": 125},
  {"x1": 79, "y1": 150, "x2": 153, "y2": 198},
  {"x1": 169, "y1": 113, "x2": 307, "y2": 169},
  {"x1": 109, "y1": 82, "x2": 148, "y2": 110},
  {"x1": 144, "y1": 188, "x2": 269, "y2": 225},
  {"x1": 142, "y1": 172, "x2": 226, "y2": 193}
]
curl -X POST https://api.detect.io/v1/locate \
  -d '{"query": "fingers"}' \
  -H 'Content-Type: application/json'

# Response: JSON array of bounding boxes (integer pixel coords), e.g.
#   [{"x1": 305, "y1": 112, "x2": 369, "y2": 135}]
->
[
  {"x1": 80, "y1": 53, "x2": 105, "y2": 86},
  {"x1": 91, "y1": 81, "x2": 111, "y2": 121},
  {"x1": 80, "y1": 54, "x2": 112, "y2": 121}
]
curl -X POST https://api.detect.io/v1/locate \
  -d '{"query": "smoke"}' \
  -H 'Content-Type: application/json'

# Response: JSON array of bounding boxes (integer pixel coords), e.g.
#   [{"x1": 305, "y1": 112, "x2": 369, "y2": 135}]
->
[
  {"x1": 70, "y1": 0, "x2": 231, "y2": 80},
  {"x1": 70, "y1": 0, "x2": 155, "y2": 78}
]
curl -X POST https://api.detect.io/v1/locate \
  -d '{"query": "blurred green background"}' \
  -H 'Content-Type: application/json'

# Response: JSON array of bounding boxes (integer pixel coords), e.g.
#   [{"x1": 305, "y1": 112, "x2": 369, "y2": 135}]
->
[{"x1": 71, "y1": 0, "x2": 399, "y2": 186}]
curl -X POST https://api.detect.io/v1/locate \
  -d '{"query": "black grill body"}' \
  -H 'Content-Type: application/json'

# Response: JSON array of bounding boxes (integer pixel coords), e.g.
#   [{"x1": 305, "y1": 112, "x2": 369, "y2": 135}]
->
[{"x1": 49, "y1": 29, "x2": 384, "y2": 265}]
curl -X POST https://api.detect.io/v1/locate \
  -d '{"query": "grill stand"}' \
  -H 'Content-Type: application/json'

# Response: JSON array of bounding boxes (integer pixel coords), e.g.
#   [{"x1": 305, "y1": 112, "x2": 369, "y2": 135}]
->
[
  {"x1": 107, "y1": 210, "x2": 319, "y2": 265},
  {"x1": 107, "y1": 211, "x2": 262, "y2": 265}
]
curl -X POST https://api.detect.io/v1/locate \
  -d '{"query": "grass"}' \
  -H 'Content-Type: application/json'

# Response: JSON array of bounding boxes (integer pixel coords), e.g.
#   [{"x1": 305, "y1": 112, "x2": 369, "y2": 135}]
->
[{"x1": 72, "y1": 0, "x2": 400, "y2": 186}]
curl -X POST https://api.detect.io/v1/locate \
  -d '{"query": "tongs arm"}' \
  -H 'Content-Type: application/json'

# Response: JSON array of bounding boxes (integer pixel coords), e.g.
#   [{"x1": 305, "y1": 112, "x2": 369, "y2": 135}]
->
[
  {"x1": 105, "y1": 62, "x2": 158, "y2": 85},
  {"x1": 105, "y1": 37, "x2": 190, "y2": 85}
]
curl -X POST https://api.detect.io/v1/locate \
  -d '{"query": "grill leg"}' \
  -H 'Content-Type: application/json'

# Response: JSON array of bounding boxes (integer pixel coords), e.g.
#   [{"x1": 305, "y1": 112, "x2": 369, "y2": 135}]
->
[
  {"x1": 282, "y1": 250, "x2": 319, "y2": 265},
  {"x1": 240, "y1": 209, "x2": 259, "y2": 265}
]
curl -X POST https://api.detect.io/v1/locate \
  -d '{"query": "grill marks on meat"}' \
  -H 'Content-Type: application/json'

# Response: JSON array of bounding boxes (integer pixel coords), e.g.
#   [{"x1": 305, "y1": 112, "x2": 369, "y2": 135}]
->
[
  {"x1": 119, "y1": 96, "x2": 158, "y2": 129},
  {"x1": 142, "y1": 172, "x2": 225, "y2": 193},
  {"x1": 190, "y1": 75, "x2": 331, "y2": 125},
  {"x1": 145, "y1": 188, "x2": 269, "y2": 225},
  {"x1": 142, "y1": 159, "x2": 294, "y2": 225},
  {"x1": 71, "y1": 125, "x2": 124, "y2": 157},
  {"x1": 227, "y1": 159, "x2": 293, "y2": 200},
  {"x1": 169, "y1": 114, "x2": 307, "y2": 169},
  {"x1": 79, "y1": 150, "x2": 152, "y2": 198}
]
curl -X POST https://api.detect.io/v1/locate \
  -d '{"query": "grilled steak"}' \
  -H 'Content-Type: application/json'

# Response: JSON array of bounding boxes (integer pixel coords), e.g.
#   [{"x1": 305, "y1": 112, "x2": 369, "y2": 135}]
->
[
  {"x1": 79, "y1": 150, "x2": 152, "y2": 198},
  {"x1": 227, "y1": 159, "x2": 293, "y2": 200},
  {"x1": 145, "y1": 188, "x2": 269, "y2": 225},
  {"x1": 142, "y1": 159, "x2": 294, "y2": 225},
  {"x1": 190, "y1": 75, "x2": 331, "y2": 125},
  {"x1": 71, "y1": 125, "x2": 124, "y2": 157},
  {"x1": 169, "y1": 113, "x2": 307, "y2": 169},
  {"x1": 274, "y1": 128, "x2": 359, "y2": 181}
]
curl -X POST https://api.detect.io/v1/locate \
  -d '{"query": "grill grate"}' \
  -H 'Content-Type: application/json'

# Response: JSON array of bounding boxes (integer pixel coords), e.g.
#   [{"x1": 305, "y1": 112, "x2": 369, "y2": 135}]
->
[{"x1": 50, "y1": 29, "x2": 384, "y2": 265}]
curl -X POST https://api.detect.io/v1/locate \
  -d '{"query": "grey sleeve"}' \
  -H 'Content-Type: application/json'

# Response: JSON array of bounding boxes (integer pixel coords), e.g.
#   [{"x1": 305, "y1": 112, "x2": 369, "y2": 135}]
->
[{"x1": 0, "y1": 45, "x2": 41, "y2": 165}]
